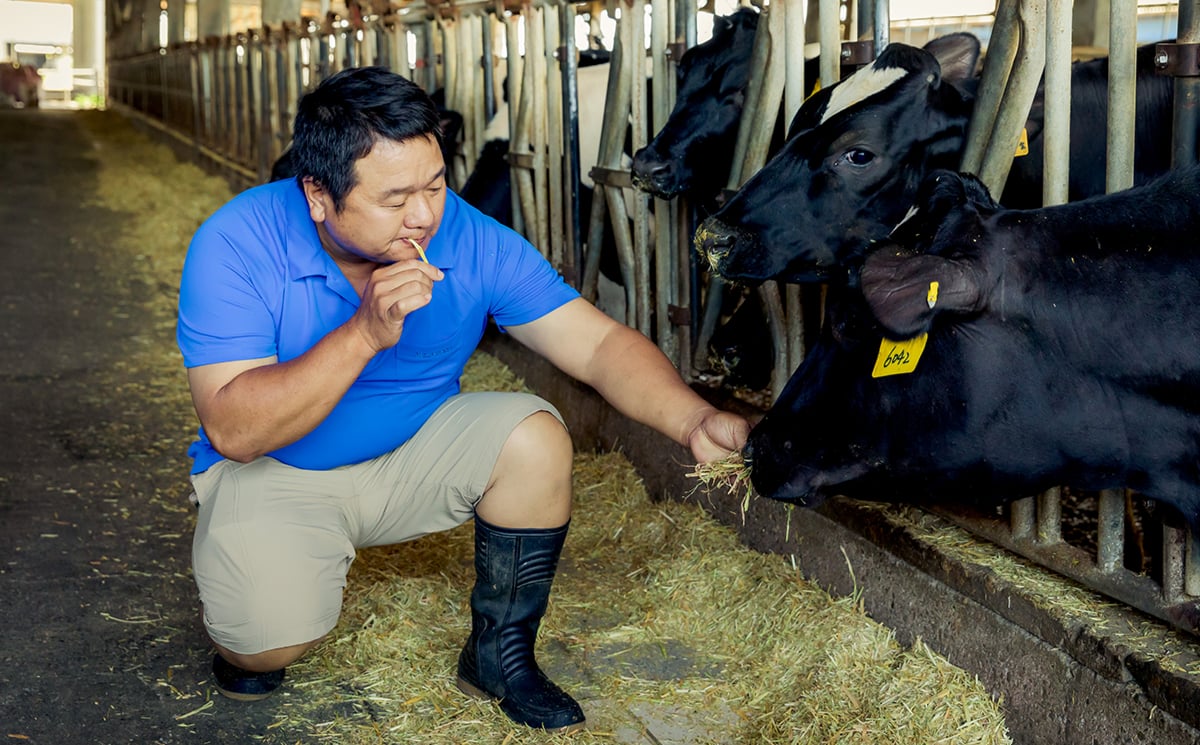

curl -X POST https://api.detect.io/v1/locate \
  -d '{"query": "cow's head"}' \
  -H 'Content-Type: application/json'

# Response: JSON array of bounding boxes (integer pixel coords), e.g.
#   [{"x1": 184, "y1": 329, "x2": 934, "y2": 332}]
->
[
  {"x1": 743, "y1": 170, "x2": 1125, "y2": 507},
  {"x1": 630, "y1": 8, "x2": 761, "y2": 202},
  {"x1": 695, "y1": 33, "x2": 981, "y2": 284}
]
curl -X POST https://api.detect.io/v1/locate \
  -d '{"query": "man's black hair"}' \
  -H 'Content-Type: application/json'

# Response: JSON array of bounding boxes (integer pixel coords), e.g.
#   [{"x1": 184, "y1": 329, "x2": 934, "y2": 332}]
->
[{"x1": 291, "y1": 66, "x2": 444, "y2": 211}]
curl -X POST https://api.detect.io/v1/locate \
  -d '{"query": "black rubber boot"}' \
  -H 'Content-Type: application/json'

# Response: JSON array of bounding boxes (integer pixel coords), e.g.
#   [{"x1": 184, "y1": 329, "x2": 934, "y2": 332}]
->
[{"x1": 456, "y1": 516, "x2": 585, "y2": 732}]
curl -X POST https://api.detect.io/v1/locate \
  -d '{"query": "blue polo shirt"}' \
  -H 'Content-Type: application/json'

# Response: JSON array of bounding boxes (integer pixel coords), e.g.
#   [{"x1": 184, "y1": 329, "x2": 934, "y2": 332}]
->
[{"x1": 176, "y1": 179, "x2": 579, "y2": 473}]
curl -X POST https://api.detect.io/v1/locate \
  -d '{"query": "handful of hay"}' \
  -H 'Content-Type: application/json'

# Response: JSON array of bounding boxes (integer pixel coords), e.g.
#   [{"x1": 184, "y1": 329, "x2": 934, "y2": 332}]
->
[{"x1": 687, "y1": 450, "x2": 755, "y2": 517}]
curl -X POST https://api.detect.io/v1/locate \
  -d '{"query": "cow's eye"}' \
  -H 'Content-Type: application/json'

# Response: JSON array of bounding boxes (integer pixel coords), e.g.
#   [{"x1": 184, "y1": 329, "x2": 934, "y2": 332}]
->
[{"x1": 837, "y1": 148, "x2": 875, "y2": 167}]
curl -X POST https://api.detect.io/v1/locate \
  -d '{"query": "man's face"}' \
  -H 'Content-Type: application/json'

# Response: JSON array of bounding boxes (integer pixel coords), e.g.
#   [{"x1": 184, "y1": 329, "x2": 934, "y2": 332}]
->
[{"x1": 306, "y1": 133, "x2": 447, "y2": 265}]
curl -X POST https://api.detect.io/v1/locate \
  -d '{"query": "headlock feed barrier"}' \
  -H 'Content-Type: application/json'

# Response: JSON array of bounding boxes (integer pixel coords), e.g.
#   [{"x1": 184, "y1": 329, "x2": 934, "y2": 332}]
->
[{"x1": 105, "y1": 0, "x2": 1200, "y2": 637}]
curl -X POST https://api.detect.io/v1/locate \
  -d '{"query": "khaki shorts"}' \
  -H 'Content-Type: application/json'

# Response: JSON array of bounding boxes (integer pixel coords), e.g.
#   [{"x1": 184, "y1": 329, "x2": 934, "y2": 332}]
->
[{"x1": 189, "y1": 391, "x2": 563, "y2": 655}]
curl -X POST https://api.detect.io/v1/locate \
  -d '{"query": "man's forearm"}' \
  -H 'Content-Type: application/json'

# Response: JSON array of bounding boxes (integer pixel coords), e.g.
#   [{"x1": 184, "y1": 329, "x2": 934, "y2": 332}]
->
[
  {"x1": 201, "y1": 321, "x2": 377, "y2": 461},
  {"x1": 587, "y1": 326, "x2": 716, "y2": 448}
]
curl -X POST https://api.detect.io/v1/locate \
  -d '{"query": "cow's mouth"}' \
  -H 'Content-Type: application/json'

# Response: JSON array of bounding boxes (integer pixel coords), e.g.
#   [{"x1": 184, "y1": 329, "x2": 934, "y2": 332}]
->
[
  {"x1": 747, "y1": 450, "x2": 872, "y2": 507},
  {"x1": 749, "y1": 462, "x2": 825, "y2": 506},
  {"x1": 694, "y1": 218, "x2": 743, "y2": 278},
  {"x1": 630, "y1": 168, "x2": 686, "y2": 201}
]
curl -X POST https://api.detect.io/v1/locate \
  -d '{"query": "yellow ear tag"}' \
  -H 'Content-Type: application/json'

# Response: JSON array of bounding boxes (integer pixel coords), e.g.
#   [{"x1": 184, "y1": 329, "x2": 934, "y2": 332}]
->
[
  {"x1": 927, "y1": 280, "x2": 939, "y2": 309},
  {"x1": 1014, "y1": 128, "x2": 1029, "y2": 157},
  {"x1": 872, "y1": 334, "x2": 929, "y2": 378}
]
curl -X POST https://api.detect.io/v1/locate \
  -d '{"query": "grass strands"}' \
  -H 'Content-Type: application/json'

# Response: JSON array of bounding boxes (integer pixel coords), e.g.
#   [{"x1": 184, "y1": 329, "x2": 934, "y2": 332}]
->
[{"x1": 687, "y1": 450, "x2": 755, "y2": 519}]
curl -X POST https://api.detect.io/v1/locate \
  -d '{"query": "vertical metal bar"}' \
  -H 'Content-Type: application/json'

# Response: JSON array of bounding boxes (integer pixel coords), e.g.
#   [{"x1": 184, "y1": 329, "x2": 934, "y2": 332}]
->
[
  {"x1": 561, "y1": 1, "x2": 582, "y2": 284},
  {"x1": 504, "y1": 13, "x2": 525, "y2": 237},
  {"x1": 1107, "y1": 0, "x2": 1137, "y2": 193},
  {"x1": 482, "y1": 12, "x2": 495, "y2": 123},
  {"x1": 650, "y1": 0, "x2": 678, "y2": 360},
  {"x1": 785, "y1": 285, "x2": 805, "y2": 373},
  {"x1": 257, "y1": 32, "x2": 271, "y2": 181},
  {"x1": 442, "y1": 17, "x2": 460, "y2": 107},
  {"x1": 597, "y1": 3, "x2": 638, "y2": 328},
  {"x1": 543, "y1": 3, "x2": 564, "y2": 268},
  {"x1": 858, "y1": 0, "x2": 874, "y2": 42},
  {"x1": 516, "y1": 15, "x2": 541, "y2": 241},
  {"x1": 1186, "y1": 527, "x2": 1200, "y2": 597},
  {"x1": 1171, "y1": 0, "x2": 1200, "y2": 167},
  {"x1": 1036, "y1": 486, "x2": 1062, "y2": 544},
  {"x1": 759, "y1": 281, "x2": 789, "y2": 402},
  {"x1": 978, "y1": 0, "x2": 1046, "y2": 198},
  {"x1": 1163, "y1": 524, "x2": 1186, "y2": 602},
  {"x1": 423, "y1": 21, "x2": 439, "y2": 93},
  {"x1": 1096, "y1": 488, "x2": 1126, "y2": 573},
  {"x1": 783, "y1": 1, "x2": 810, "y2": 374},
  {"x1": 726, "y1": 5, "x2": 772, "y2": 189},
  {"x1": 1042, "y1": 0, "x2": 1072, "y2": 206},
  {"x1": 1012, "y1": 496, "x2": 1036, "y2": 541},
  {"x1": 630, "y1": 0, "x2": 651, "y2": 336},
  {"x1": 874, "y1": 0, "x2": 890, "y2": 55},
  {"x1": 784, "y1": 0, "x2": 808, "y2": 125},
  {"x1": 747, "y1": 2, "x2": 786, "y2": 165},
  {"x1": 528, "y1": 5, "x2": 551, "y2": 256},
  {"x1": 962, "y1": 0, "x2": 1019, "y2": 175},
  {"x1": 818, "y1": 0, "x2": 841, "y2": 90}
]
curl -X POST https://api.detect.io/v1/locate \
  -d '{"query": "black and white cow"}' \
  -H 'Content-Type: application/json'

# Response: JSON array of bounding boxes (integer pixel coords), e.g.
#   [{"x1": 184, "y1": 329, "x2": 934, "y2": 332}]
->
[
  {"x1": 696, "y1": 35, "x2": 1180, "y2": 284},
  {"x1": 630, "y1": 7, "x2": 766, "y2": 207},
  {"x1": 743, "y1": 164, "x2": 1200, "y2": 532},
  {"x1": 631, "y1": 7, "x2": 828, "y2": 213}
]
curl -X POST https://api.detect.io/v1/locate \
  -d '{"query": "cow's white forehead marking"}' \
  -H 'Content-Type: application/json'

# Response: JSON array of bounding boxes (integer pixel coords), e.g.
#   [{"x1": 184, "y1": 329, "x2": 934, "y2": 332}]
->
[{"x1": 820, "y1": 64, "x2": 908, "y2": 125}]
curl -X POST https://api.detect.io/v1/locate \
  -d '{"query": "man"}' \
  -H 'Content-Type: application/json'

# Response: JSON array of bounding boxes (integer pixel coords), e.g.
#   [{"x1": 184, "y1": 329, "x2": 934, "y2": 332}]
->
[{"x1": 176, "y1": 66, "x2": 749, "y2": 733}]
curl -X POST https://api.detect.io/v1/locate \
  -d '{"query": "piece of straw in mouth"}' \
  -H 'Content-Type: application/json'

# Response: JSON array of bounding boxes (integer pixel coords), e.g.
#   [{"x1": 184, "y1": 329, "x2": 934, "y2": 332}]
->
[{"x1": 407, "y1": 237, "x2": 429, "y2": 263}]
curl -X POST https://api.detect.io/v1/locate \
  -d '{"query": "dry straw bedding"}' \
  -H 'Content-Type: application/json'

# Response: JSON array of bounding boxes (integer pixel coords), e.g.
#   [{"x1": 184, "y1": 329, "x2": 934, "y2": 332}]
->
[{"x1": 84, "y1": 110, "x2": 1012, "y2": 744}]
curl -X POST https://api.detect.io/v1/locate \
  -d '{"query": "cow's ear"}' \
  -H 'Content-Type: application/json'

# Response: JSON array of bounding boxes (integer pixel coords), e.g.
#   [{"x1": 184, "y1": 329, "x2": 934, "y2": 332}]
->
[
  {"x1": 860, "y1": 249, "x2": 982, "y2": 338},
  {"x1": 924, "y1": 33, "x2": 981, "y2": 87}
]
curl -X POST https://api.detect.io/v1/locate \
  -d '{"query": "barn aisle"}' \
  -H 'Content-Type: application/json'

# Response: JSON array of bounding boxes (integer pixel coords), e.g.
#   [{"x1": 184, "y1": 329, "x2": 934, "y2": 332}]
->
[
  {"x1": 0, "y1": 109, "x2": 279, "y2": 743},
  {"x1": 0, "y1": 108, "x2": 1013, "y2": 744}
]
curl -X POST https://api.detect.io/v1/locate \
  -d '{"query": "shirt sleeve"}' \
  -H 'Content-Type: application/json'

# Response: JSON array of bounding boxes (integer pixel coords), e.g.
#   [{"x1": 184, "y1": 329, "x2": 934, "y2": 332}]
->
[
  {"x1": 485, "y1": 226, "x2": 581, "y2": 328},
  {"x1": 176, "y1": 219, "x2": 281, "y2": 368}
]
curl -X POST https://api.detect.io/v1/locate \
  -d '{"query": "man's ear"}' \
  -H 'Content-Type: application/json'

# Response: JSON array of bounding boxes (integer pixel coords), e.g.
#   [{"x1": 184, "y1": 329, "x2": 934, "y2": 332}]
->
[{"x1": 302, "y1": 176, "x2": 331, "y2": 222}]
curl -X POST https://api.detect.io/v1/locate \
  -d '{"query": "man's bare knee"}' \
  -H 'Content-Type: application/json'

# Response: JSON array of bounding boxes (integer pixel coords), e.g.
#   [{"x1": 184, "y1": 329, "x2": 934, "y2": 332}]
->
[
  {"x1": 215, "y1": 638, "x2": 322, "y2": 672},
  {"x1": 477, "y1": 411, "x2": 573, "y2": 528}
]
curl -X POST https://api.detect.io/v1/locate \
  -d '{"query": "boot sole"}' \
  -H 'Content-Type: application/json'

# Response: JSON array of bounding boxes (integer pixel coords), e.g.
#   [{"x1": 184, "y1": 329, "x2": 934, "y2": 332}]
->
[
  {"x1": 215, "y1": 686, "x2": 278, "y2": 702},
  {"x1": 455, "y1": 676, "x2": 587, "y2": 734}
]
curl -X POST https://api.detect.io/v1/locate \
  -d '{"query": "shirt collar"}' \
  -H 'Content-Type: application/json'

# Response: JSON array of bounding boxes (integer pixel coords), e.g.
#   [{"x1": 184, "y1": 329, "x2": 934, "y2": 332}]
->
[{"x1": 279, "y1": 180, "x2": 333, "y2": 281}]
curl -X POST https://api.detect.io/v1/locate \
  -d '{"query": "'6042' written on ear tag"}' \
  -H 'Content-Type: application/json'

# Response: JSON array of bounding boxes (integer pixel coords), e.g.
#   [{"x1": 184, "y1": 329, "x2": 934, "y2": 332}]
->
[{"x1": 872, "y1": 334, "x2": 929, "y2": 378}]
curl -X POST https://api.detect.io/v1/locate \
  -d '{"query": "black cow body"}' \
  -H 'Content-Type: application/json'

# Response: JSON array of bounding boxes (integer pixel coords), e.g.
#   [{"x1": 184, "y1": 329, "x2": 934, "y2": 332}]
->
[
  {"x1": 744, "y1": 166, "x2": 1200, "y2": 533},
  {"x1": 697, "y1": 35, "x2": 1182, "y2": 284}
]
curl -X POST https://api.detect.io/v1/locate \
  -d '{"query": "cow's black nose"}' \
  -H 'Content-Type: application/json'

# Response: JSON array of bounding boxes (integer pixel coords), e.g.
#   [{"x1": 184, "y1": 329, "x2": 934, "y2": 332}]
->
[{"x1": 631, "y1": 159, "x2": 676, "y2": 199}]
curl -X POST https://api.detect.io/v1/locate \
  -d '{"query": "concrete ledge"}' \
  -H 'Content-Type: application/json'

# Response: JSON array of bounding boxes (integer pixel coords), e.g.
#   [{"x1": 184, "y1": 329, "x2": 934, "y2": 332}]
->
[{"x1": 481, "y1": 329, "x2": 1200, "y2": 745}]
